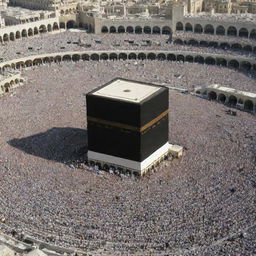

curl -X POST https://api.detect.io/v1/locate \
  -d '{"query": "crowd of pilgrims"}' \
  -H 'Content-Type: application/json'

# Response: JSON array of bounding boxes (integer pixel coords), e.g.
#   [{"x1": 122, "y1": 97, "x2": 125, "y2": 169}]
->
[
  {"x1": 0, "y1": 31, "x2": 255, "y2": 62},
  {"x1": 0, "y1": 30, "x2": 255, "y2": 255}
]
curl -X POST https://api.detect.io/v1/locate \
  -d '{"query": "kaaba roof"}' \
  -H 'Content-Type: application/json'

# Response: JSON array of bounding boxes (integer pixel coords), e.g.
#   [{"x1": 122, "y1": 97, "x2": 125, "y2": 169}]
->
[{"x1": 91, "y1": 78, "x2": 162, "y2": 103}]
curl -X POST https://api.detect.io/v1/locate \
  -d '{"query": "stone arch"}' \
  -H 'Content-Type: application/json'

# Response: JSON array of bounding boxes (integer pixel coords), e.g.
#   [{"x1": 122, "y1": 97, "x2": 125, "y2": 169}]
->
[
  {"x1": 147, "y1": 53, "x2": 156, "y2": 60},
  {"x1": 128, "y1": 53, "x2": 137, "y2": 60},
  {"x1": 100, "y1": 53, "x2": 108, "y2": 60},
  {"x1": 243, "y1": 45, "x2": 252, "y2": 52},
  {"x1": 4, "y1": 83, "x2": 10, "y2": 93},
  {"x1": 241, "y1": 61, "x2": 252, "y2": 71},
  {"x1": 62, "y1": 55, "x2": 72, "y2": 62},
  {"x1": 216, "y1": 25, "x2": 225, "y2": 35},
  {"x1": 231, "y1": 43, "x2": 242, "y2": 51},
  {"x1": 119, "y1": 53, "x2": 127, "y2": 60},
  {"x1": 229, "y1": 60, "x2": 239, "y2": 69},
  {"x1": 109, "y1": 53, "x2": 118, "y2": 60},
  {"x1": 138, "y1": 53, "x2": 146, "y2": 60},
  {"x1": 72, "y1": 54, "x2": 81, "y2": 62},
  {"x1": 67, "y1": 20, "x2": 76, "y2": 29},
  {"x1": 21, "y1": 29, "x2": 27, "y2": 38},
  {"x1": 199, "y1": 40, "x2": 208, "y2": 47},
  {"x1": 194, "y1": 24, "x2": 203, "y2": 33},
  {"x1": 126, "y1": 26, "x2": 134, "y2": 33},
  {"x1": 28, "y1": 28, "x2": 33, "y2": 37},
  {"x1": 10, "y1": 32, "x2": 15, "y2": 41},
  {"x1": 185, "y1": 23, "x2": 193, "y2": 32},
  {"x1": 194, "y1": 56, "x2": 204, "y2": 64},
  {"x1": 16, "y1": 31, "x2": 21, "y2": 39},
  {"x1": 109, "y1": 26, "x2": 116, "y2": 33},
  {"x1": 177, "y1": 54, "x2": 184, "y2": 62},
  {"x1": 209, "y1": 41, "x2": 218, "y2": 48},
  {"x1": 239, "y1": 28, "x2": 248, "y2": 38},
  {"x1": 157, "y1": 53, "x2": 166, "y2": 61},
  {"x1": 227, "y1": 26, "x2": 237, "y2": 36},
  {"x1": 53, "y1": 22, "x2": 59, "y2": 30},
  {"x1": 218, "y1": 93, "x2": 226, "y2": 103},
  {"x1": 47, "y1": 24, "x2": 52, "y2": 32},
  {"x1": 33, "y1": 58, "x2": 43, "y2": 66},
  {"x1": 3, "y1": 64, "x2": 11, "y2": 71},
  {"x1": 16, "y1": 62, "x2": 24, "y2": 69},
  {"x1": 205, "y1": 57, "x2": 216, "y2": 65},
  {"x1": 60, "y1": 22, "x2": 65, "y2": 29},
  {"x1": 101, "y1": 26, "x2": 108, "y2": 33},
  {"x1": 244, "y1": 100, "x2": 254, "y2": 111},
  {"x1": 216, "y1": 58, "x2": 227, "y2": 67},
  {"x1": 54, "y1": 56, "x2": 62, "y2": 63},
  {"x1": 176, "y1": 22, "x2": 183, "y2": 31},
  {"x1": 204, "y1": 24, "x2": 214, "y2": 34},
  {"x1": 152, "y1": 26, "x2": 160, "y2": 34},
  {"x1": 188, "y1": 39, "x2": 198, "y2": 46},
  {"x1": 162, "y1": 26, "x2": 171, "y2": 34},
  {"x1": 167, "y1": 54, "x2": 176, "y2": 61},
  {"x1": 39, "y1": 25, "x2": 47, "y2": 33},
  {"x1": 43, "y1": 57, "x2": 51, "y2": 63},
  {"x1": 250, "y1": 29, "x2": 256, "y2": 39},
  {"x1": 3, "y1": 33, "x2": 9, "y2": 42},
  {"x1": 135, "y1": 26, "x2": 142, "y2": 34},
  {"x1": 90, "y1": 54, "x2": 99, "y2": 61},
  {"x1": 34, "y1": 27, "x2": 39, "y2": 35},
  {"x1": 220, "y1": 42, "x2": 230, "y2": 50},
  {"x1": 25, "y1": 60, "x2": 33, "y2": 67},
  {"x1": 173, "y1": 39, "x2": 183, "y2": 45},
  {"x1": 118, "y1": 26, "x2": 125, "y2": 33},
  {"x1": 185, "y1": 55, "x2": 193, "y2": 63},
  {"x1": 82, "y1": 54, "x2": 89, "y2": 61},
  {"x1": 228, "y1": 95, "x2": 237, "y2": 106},
  {"x1": 144, "y1": 26, "x2": 151, "y2": 34},
  {"x1": 208, "y1": 91, "x2": 217, "y2": 100}
]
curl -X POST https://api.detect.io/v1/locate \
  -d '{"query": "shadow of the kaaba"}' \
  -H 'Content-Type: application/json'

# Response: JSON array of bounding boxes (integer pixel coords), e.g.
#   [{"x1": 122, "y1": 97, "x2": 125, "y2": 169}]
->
[{"x1": 8, "y1": 127, "x2": 88, "y2": 164}]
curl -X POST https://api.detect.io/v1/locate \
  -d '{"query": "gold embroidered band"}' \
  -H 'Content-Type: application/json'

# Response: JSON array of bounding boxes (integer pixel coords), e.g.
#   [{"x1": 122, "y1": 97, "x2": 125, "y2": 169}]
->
[{"x1": 87, "y1": 109, "x2": 169, "y2": 132}]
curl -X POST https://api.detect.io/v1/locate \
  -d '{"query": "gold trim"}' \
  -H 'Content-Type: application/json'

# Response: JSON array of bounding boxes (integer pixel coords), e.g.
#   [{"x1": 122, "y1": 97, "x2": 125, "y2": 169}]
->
[{"x1": 87, "y1": 109, "x2": 169, "y2": 132}]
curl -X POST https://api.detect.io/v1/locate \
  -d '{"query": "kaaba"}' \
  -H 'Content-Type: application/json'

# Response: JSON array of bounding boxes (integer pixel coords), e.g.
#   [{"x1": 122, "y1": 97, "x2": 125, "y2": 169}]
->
[{"x1": 86, "y1": 78, "x2": 170, "y2": 176}]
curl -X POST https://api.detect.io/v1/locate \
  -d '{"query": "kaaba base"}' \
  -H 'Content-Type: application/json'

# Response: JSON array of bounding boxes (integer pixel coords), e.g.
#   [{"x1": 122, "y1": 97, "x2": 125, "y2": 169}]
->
[{"x1": 88, "y1": 142, "x2": 171, "y2": 176}]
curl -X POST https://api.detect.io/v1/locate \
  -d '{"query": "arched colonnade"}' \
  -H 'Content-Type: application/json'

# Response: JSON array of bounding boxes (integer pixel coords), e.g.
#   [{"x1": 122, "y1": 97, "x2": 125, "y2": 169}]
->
[{"x1": 0, "y1": 50, "x2": 255, "y2": 74}]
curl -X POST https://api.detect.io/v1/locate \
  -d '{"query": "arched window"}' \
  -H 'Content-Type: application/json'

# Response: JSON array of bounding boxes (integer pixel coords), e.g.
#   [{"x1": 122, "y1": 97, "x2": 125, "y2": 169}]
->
[
  {"x1": 239, "y1": 28, "x2": 248, "y2": 38},
  {"x1": 152, "y1": 26, "x2": 160, "y2": 34},
  {"x1": 185, "y1": 23, "x2": 193, "y2": 32},
  {"x1": 126, "y1": 26, "x2": 134, "y2": 33},
  {"x1": 204, "y1": 24, "x2": 214, "y2": 34},
  {"x1": 228, "y1": 95, "x2": 237, "y2": 106},
  {"x1": 216, "y1": 25, "x2": 225, "y2": 35},
  {"x1": 194, "y1": 24, "x2": 203, "y2": 33},
  {"x1": 176, "y1": 22, "x2": 183, "y2": 31},
  {"x1": 208, "y1": 91, "x2": 217, "y2": 100},
  {"x1": 227, "y1": 26, "x2": 237, "y2": 36},
  {"x1": 118, "y1": 26, "x2": 125, "y2": 33},
  {"x1": 101, "y1": 26, "x2": 108, "y2": 33},
  {"x1": 162, "y1": 26, "x2": 171, "y2": 34},
  {"x1": 109, "y1": 26, "x2": 116, "y2": 33}
]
